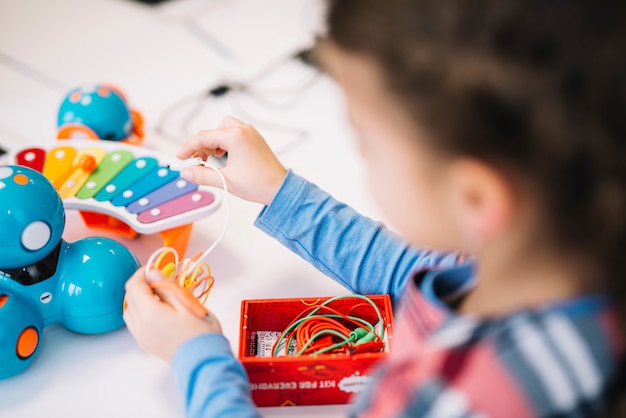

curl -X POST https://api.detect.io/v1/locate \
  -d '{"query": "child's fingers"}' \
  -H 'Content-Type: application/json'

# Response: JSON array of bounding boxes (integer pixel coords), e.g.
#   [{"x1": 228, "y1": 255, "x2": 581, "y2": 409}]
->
[
  {"x1": 147, "y1": 268, "x2": 167, "y2": 282},
  {"x1": 124, "y1": 267, "x2": 156, "y2": 307},
  {"x1": 217, "y1": 115, "x2": 246, "y2": 129},
  {"x1": 123, "y1": 267, "x2": 158, "y2": 330},
  {"x1": 201, "y1": 307, "x2": 223, "y2": 333},
  {"x1": 177, "y1": 117, "x2": 244, "y2": 160},
  {"x1": 123, "y1": 267, "x2": 221, "y2": 362},
  {"x1": 176, "y1": 127, "x2": 235, "y2": 159},
  {"x1": 148, "y1": 280, "x2": 189, "y2": 315},
  {"x1": 143, "y1": 269, "x2": 187, "y2": 313},
  {"x1": 124, "y1": 268, "x2": 180, "y2": 314},
  {"x1": 124, "y1": 270, "x2": 195, "y2": 322},
  {"x1": 181, "y1": 165, "x2": 223, "y2": 189},
  {"x1": 176, "y1": 116, "x2": 257, "y2": 160},
  {"x1": 176, "y1": 125, "x2": 243, "y2": 159}
]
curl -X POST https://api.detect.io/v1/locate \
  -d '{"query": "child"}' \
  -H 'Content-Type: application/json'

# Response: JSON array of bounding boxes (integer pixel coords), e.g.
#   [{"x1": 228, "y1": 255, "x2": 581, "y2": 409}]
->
[{"x1": 122, "y1": 0, "x2": 626, "y2": 416}]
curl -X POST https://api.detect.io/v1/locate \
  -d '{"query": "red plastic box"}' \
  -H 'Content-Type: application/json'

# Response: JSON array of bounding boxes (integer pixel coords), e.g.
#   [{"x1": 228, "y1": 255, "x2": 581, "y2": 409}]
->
[{"x1": 238, "y1": 295, "x2": 394, "y2": 407}]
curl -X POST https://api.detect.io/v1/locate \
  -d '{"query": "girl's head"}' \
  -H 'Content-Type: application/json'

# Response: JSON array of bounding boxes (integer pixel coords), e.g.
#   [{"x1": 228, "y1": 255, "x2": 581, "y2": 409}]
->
[{"x1": 319, "y1": 0, "x2": 626, "y2": 286}]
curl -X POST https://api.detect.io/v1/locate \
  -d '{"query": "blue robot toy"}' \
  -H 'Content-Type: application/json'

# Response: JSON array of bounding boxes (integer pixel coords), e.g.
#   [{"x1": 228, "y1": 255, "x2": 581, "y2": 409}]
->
[
  {"x1": 0, "y1": 165, "x2": 139, "y2": 379},
  {"x1": 57, "y1": 84, "x2": 145, "y2": 145}
]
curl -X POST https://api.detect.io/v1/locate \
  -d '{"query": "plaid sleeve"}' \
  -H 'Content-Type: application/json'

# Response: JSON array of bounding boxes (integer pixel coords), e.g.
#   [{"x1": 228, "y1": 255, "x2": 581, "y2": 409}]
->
[{"x1": 349, "y1": 276, "x2": 620, "y2": 418}]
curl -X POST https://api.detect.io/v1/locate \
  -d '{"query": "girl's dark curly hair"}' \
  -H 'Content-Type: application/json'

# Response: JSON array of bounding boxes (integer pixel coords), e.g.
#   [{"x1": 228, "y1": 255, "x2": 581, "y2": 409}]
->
[{"x1": 325, "y1": 0, "x2": 626, "y2": 415}]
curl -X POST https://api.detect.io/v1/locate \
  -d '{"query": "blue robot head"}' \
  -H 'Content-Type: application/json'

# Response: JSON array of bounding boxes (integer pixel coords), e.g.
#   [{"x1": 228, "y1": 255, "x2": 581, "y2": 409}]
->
[
  {"x1": 0, "y1": 166, "x2": 65, "y2": 269},
  {"x1": 57, "y1": 84, "x2": 132, "y2": 141}
]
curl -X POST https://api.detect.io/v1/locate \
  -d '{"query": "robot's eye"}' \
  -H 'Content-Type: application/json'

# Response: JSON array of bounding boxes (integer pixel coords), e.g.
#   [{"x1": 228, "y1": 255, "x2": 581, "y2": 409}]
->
[{"x1": 21, "y1": 221, "x2": 51, "y2": 251}]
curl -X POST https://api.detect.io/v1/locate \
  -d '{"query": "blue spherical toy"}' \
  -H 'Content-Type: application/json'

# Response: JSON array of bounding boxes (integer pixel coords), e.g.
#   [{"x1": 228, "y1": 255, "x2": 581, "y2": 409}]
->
[
  {"x1": 0, "y1": 165, "x2": 139, "y2": 379},
  {"x1": 57, "y1": 84, "x2": 144, "y2": 144},
  {"x1": 0, "y1": 166, "x2": 65, "y2": 269}
]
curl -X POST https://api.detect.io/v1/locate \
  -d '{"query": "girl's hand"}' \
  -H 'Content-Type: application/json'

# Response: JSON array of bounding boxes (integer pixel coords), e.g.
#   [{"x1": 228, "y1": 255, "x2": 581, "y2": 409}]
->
[
  {"x1": 123, "y1": 267, "x2": 222, "y2": 363},
  {"x1": 177, "y1": 116, "x2": 288, "y2": 206}
]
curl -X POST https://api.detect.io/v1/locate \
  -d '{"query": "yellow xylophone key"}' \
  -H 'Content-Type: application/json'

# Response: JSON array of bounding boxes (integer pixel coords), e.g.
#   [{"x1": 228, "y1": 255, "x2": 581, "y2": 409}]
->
[
  {"x1": 43, "y1": 146, "x2": 77, "y2": 188},
  {"x1": 57, "y1": 147, "x2": 107, "y2": 199}
]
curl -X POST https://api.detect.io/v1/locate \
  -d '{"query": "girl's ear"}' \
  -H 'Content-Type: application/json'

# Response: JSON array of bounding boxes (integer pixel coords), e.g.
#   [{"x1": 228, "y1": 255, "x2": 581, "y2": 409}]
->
[{"x1": 448, "y1": 158, "x2": 516, "y2": 245}]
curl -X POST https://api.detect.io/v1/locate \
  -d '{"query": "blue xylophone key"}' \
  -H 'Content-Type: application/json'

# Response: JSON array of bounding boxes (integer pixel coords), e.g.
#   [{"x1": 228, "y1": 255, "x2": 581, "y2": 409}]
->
[
  {"x1": 126, "y1": 177, "x2": 198, "y2": 214},
  {"x1": 95, "y1": 157, "x2": 159, "y2": 202},
  {"x1": 111, "y1": 166, "x2": 179, "y2": 207}
]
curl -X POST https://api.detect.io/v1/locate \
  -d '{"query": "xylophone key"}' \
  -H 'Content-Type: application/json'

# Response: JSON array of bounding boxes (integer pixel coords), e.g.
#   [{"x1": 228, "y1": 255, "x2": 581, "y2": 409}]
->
[
  {"x1": 57, "y1": 147, "x2": 107, "y2": 199},
  {"x1": 44, "y1": 146, "x2": 77, "y2": 187},
  {"x1": 137, "y1": 190, "x2": 216, "y2": 224},
  {"x1": 15, "y1": 148, "x2": 46, "y2": 173},
  {"x1": 111, "y1": 166, "x2": 179, "y2": 207},
  {"x1": 126, "y1": 177, "x2": 198, "y2": 214},
  {"x1": 76, "y1": 150, "x2": 135, "y2": 199},
  {"x1": 94, "y1": 157, "x2": 158, "y2": 202}
]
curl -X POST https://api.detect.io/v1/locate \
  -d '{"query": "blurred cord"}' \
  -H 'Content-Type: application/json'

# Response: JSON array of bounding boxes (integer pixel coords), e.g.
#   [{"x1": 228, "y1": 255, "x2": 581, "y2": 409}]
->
[
  {"x1": 0, "y1": 50, "x2": 69, "y2": 93},
  {"x1": 154, "y1": 46, "x2": 321, "y2": 156}
]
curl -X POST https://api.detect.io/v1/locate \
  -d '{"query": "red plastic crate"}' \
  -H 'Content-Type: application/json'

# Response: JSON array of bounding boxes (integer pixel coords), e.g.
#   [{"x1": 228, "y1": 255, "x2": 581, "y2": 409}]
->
[{"x1": 238, "y1": 295, "x2": 394, "y2": 407}]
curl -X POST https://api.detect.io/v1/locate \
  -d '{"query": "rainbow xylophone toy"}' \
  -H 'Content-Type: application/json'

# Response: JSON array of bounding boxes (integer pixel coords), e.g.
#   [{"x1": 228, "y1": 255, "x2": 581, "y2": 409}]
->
[{"x1": 12, "y1": 139, "x2": 221, "y2": 257}]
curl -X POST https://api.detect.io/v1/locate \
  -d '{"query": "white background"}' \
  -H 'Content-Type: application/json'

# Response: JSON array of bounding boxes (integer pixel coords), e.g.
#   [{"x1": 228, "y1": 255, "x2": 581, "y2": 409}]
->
[{"x1": 0, "y1": 0, "x2": 389, "y2": 417}]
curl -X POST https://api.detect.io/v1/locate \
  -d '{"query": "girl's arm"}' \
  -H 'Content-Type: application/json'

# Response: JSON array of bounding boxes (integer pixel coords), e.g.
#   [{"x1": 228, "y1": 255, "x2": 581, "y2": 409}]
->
[
  {"x1": 172, "y1": 334, "x2": 259, "y2": 418},
  {"x1": 255, "y1": 170, "x2": 460, "y2": 304}
]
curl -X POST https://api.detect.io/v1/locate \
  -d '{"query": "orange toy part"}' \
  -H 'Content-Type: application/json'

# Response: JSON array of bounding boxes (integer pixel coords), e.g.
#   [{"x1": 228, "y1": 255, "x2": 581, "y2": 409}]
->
[
  {"x1": 159, "y1": 224, "x2": 194, "y2": 258},
  {"x1": 77, "y1": 154, "x2": 97, "y2": 172},
  {"x1": 120, "y1": 109, "x2": 145, "y2": 146},
  {"x1": 16, "y1": 327, "x2": 39, "y2": 359},
  {"x1": 57, "y1": 124, "x2": 99, "y2": 140},
  {"x1": 13, "y1": 174, "x2": 29, "y2": 185},
  {"x1": 78, "y1": 211, "x2": 140, "y2": 239},
  {"x1": 131, "y1": 109, "x2": 144, "y2": 139}
]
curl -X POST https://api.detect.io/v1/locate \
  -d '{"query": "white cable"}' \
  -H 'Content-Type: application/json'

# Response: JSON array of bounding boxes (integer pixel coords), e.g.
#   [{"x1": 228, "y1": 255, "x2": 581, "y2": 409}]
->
[
  {"x1": 148, "y1": 158, "x2": 230, "y2": 279},
  {"x1": 145, "y1": 246, "x2": 179, "y2": 284},
  {"x1": 166, "y1": 157, "x2": 205, "y2": 171},
  {"x1": 187, "y1": 160, "x2": 230, "y2": 273}
]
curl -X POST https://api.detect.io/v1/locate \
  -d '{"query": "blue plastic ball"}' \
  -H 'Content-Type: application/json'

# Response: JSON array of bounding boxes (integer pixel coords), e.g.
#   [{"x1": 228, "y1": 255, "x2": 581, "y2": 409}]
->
[
  {"x1": 0, "y1": 166, "x2": 65, "y2": 269},
  {"x1": 57, "y1": 85, "x2": 132, "y2": 141}
]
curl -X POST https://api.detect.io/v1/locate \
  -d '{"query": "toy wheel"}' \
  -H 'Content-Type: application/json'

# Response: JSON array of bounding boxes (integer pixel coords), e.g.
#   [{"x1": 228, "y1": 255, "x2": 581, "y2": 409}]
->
[
  {"x1": 1, "y1": 295, "x2": 40, "y2": 360},
  {"x1": 58, "y1": 237, "x2": 139, "y2": 334},
  {"x1": 16, "y1": 326, "x2": 39, "y2": 360},
  {"x1": 57, "y1": 123, "x2": 99, "y2": 140},
  {"x1": 0, "y1": 292, "x2": 44, "y2": 379}
]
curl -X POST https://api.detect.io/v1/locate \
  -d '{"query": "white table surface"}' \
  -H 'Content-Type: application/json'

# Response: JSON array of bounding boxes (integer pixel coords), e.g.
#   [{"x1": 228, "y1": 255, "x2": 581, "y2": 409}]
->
[{"x1": 0, "y1": 0, "x2": 389, "y2": 417}]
